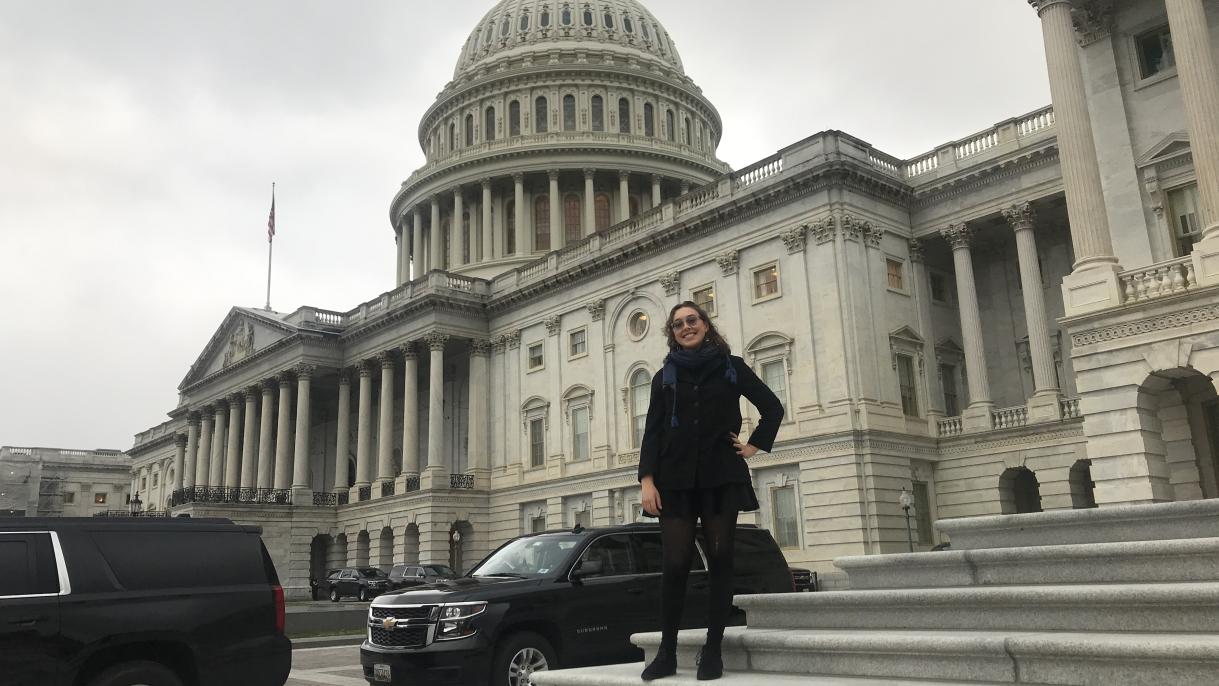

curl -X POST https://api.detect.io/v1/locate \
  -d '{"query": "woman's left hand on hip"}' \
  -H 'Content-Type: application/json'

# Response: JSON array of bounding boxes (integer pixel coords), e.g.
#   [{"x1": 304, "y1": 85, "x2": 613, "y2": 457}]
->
[{"x1": 728, "y1": 432, "x2": 758, "y2": 458}]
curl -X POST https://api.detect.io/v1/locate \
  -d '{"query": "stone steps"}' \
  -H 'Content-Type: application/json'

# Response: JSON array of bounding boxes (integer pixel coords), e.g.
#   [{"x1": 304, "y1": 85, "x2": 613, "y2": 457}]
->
[
  {"x1": 734, "y1": 582, "x2": 1219, "y2": 632},
  {"x1": 531, "y1": 662, "x2": 1013, "y2": 686},
  {"x1": 632, "y1": 627, "x2": 1219, "y2": 685},
  {"x1": 834, "y1": 537, "x2": 1219, "y2": 590}
]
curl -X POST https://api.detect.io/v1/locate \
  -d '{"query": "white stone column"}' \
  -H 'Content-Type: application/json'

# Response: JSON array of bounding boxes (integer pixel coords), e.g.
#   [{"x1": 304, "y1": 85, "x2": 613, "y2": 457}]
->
[
  {"x1": 334, "y1": 370, "x2": 351, "y2": 492},
  {"x1": 1165, "y1": 0, "x2": 1219, "y2": 244},
  {"x1": 481, "y1": 179, "x2": 493, "y2": 262},
  {"x1": 468, "y1": 340, "x2": 491, "y2": 485},
  {"x1": 224, "y1": 394, "x2": 242, "y2": 489},
  {"x1": 400, "y1": 220, "x2": 412, "y2": 284},
  {"x1": 412, "y1": 207, "x2": 425, "y2": 274},
  {"x1": 173, "y1": 433, "x2": 187, "y2": 493},
  {"x1": 291, "y1": 364, "x2": 314, "y2": 491},
  {"x1": 240, "y1": 388, "x2": 259, "y2": 489},
  {"x1": 429, "y1": 196, "x2": 444, "y2": 271},
  {"x1": 377, "y1": 351, "x2": 396, "y2": 484},
  {"x1": 941, "y1": 223, "x2": 993, "y2": 430},
  {"x1": 426, "y1": 333, "x2": 449, "y2": 478},
  {"x1": 550, "y1": 170, "x2": 563, "y2": 250},
  {"x1": 257, "y1": 383, "x2": 275, "y2": 490},
  {"x1": 209, "y1": 402, "x2": 227, "y2": 488},
  {"x1": 183, "y1": 414, "x2": 200, "y2": 489},
  {"x1": 196, "y1": 410, "x2": 213, "y2": 488},
  {"x1": 355, "y1": 362, "x2": 374, "y2": 491},
  {"x1": 583, "y1": 169, "x2": 596, "y2": 236},
  {"x1": 451, "y1": 188, "x2": 464, "y2": 269},
  {"x1": 274, "y1": 373, "x2": 294, "y2": 490},
  {"x1": 1004, "y1": 203, "x2": 1062, "y2": 422},
  {"x1": 1029, "y1": 0, "x2": 1121, "y2": 313},
  {"x1": 908, "y1": 240, "x2": 945, "y2": 419},
  {"x1": 401, "y1": 344, "x2": 420, "y2": 476},
  {"x1": 651, "y1": 174, "x2": 662, "y2": 207},
  {"x1": 513, "y1": 173, "x2": 527, "y2": 256},
  {"x1": 618, "y1": 170, "x2": 630, "y2": 221}
]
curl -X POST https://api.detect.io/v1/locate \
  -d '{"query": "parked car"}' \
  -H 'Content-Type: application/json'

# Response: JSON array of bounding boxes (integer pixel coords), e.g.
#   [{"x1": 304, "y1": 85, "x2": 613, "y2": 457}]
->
[
  {"x1": 789, "y1": 566, "x2": 818, "y2": 592},
  {"x1": 0, "y1": 517, "x2": 290, "y2": 686},
  {"x1": 387, "y1": 564, "x2": 459, "y2": 591},
  {"x1": 359, "y1": 522, "x2": 792, "y2": 686},
  {"x1": 320, "y1": 567, "x2": 393, "y2": 602},
  {"x1": 311, "y1": 568, "x2": 341, "y2": 600}
]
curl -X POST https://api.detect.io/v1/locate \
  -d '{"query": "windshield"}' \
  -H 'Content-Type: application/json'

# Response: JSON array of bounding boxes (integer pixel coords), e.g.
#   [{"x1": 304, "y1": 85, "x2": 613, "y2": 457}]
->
[
  {"x1": 425, "y1": 565, "x2": 457, "y2": 576},
  {"x1": 359, "y1": 568, "x2": 387, "y2": 579},
  {"x1": 472, "y1": 534, "x2": 584, "y2": 578}
]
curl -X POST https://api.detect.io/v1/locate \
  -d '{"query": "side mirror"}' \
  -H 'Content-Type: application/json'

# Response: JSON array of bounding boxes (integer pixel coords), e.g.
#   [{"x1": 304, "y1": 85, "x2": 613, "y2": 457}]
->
[{"x1": 571, "y1": 559, "x2": 603, "y2": 580}]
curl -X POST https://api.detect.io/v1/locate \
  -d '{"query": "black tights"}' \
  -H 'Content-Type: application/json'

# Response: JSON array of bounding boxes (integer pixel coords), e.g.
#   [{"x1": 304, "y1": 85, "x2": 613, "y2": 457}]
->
[{"x1": 658, "y1": 509, "x2": 738, "y2": 651}]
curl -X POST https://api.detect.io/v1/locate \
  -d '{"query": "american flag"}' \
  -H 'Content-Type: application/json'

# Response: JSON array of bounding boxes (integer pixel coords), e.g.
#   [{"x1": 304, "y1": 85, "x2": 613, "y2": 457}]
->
[{"x1": 267, "y1": 184, "x2": 276, "y2": 243}]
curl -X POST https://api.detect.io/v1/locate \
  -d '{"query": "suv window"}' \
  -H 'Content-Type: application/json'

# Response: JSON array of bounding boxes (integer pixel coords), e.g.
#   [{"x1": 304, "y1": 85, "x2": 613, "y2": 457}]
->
[
  {"x1": 578, "y1": 534, "x2": 634, "y2": 577},
  {"x1": 0, "y1": 533, "x2": 60, "y2": 596},
  {"x1": 92, "y1": 530, "x2": 265, "y2": 590},
  {"x1": 733, "y1": 530, "x2": 787, "y2": 573},
  {"x1": 633, "y1": 531, "x2": 706, "y2": 574}
]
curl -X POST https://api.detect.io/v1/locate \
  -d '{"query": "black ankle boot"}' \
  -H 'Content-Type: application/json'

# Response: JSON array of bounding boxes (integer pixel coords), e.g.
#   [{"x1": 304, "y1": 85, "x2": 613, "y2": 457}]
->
[
  {"x1": 641, "y1": 646, "x2": 677, "y2": 681},
  {"x1": 696, "y1": 643, "x2": 723, "y2": 681}
]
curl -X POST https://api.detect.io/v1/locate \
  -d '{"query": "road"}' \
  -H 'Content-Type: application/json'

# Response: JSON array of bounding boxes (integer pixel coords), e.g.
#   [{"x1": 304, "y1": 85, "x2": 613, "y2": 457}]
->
[{"x1": 288, "y1": 645, "x2": 367, "y2": 686}]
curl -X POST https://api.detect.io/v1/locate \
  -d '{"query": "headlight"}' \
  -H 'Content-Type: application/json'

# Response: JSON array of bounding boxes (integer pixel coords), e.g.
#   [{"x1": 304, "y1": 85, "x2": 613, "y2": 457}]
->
[{"x1": 436, "y1": 602, "x2": 487, "y2": 640}]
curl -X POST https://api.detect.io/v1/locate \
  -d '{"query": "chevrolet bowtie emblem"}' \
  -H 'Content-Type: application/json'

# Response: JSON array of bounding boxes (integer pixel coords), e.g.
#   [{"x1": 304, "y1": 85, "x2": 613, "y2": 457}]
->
[{"x1": 382, "y1": 617, "x2": 398, "y2": 630}]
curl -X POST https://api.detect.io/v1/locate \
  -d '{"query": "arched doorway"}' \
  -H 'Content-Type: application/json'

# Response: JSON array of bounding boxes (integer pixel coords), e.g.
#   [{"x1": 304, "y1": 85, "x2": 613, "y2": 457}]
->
[
  {"x1": 1141, "y1": 369, "x2": 1219, "y2": 500},
  {"x1": 378, "y1": 526, "x2": 394, "y2": 571},
  {"x1": 330, "y1": 533, "x2": 348, "y2": 569},
  {"x1": 1069, "y1": 460, "x2": 1097, "y2": 509},
  {"x1": 999, "y1": 467, "x2": 1043, "y2": 514},
  {"x1": 355, "y1": 530, "x2": 370, "y2": 567},
  {"x1": 403, "y1": 524, "x2": 420, "y2": 565},
  {"x1": 449, "y1": 521, "x2": 474, "y2": 574},
  {"x1": 309, "y1": 534, "x2": 332, "y2": 599}
]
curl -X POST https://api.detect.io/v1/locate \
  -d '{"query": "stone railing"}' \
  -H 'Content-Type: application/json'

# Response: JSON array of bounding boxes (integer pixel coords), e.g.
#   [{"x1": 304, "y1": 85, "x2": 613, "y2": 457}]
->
[
  {"x1": 1119, "y1": 256, "x2": 1197, "y2": 304},
  {"x1": 992, "y1": 405, "x2": 1029, "y2": 429},
  {"x1": 94, "y1": 510, "x2": 170, "y2": 518},
  {"x1": 1061, "y1": 397, "x2": 1081, "y2": 419},
  {"x1": 881, "y1": 105, "x2": 1056, "y2": 180},
  {"x1": 904, "y1": 152, "x2": 939, "y2": 178},
  {"x1": 733, "y1": 154, "x2": 783, "y2": 190},
  {"x1": 937, "y1": 416, "x2": 963, "y2": 437}
]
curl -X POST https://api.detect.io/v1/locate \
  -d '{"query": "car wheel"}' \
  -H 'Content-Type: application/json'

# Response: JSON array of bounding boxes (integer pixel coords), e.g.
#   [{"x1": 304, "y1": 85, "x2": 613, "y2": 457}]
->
[
  {"x1": 493, "y1": 631, "x2": 555, "y2": 686},
  {"x1": 330, "y1": 588, "x2": 341, "y2": 602},
  {"x1": 358, "y1": 587, "x2": 370, "y2": 602},
  {"x1": 87, "y1": 660, "x2": 184, "y2": 686}
]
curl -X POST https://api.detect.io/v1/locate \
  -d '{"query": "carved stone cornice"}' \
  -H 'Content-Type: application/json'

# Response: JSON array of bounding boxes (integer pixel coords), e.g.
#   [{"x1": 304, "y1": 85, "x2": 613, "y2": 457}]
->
[
  {"x1": 470, "y1": 339, "x2": 493, "y2": 356},
  {"x1": 908, "y1": 239, "x2": 926, "y2": 263},
  {"x1": 507, "y1": 331, "x2": 521, "y2": 350},
  {"x1": 1071, "y1": 0, "x2": 1113, "y2": 46},
  {"x1": 659, "y1": 271, "x2": 680, "y2": 296},
  {"x1": 840, "y1": 214, "x2": 871, "y2": 243},
  {"x1": 1071, "y1": 302, "x2": 1219, "y2": 346},
  {"x1": 940, "y1": 223, "x2": 974, "y2": 250},
  {"x1": 863, "y1": 223, "x2": 883, "y2": 249},
  {"x1": 492, "y1": 335, "x2": 508, "y2": 354},
  {"x1": 780, "y1": 224, "x2": 808, "y2": 254},
  {"x1": 1002, "y1": 201, "x2": 1036, "y2": 232},
  {"x1": 425, "y1": 332, "x2": 450, "y2": 351},
  {"x1": 810, "y1": 216, "x2": 836, "y2": 245},
  {"x1": 715, "y1": 250, "x2": 739, "y2": 276},
  {"x1": 544, "y1": 315, "x2": 563, "y2": 336},
  {"x1": 587, "y1": 299, "x2": 606, "y2": 321}
]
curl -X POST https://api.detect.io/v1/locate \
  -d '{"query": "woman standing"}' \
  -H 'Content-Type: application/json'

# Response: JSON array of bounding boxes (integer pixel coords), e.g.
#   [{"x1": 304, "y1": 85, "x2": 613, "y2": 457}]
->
[{"x1": 638, "y1": 301, "x2": 784, "y2": 681}]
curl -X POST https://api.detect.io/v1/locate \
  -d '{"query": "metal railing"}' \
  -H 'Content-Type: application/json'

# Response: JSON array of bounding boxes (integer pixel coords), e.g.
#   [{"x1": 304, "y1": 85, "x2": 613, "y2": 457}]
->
[
  {"x1": 405, "y1": 476, "x2": 421, "y2": 492},
  {"x1": 94, "y1": 510, "x2": 170, "y2": 518},
  {"x1": 357, "y1": 486, "x2": 372, "y2": 502},
  {"x1": 381, "y1": 480, "x2": 396, "y2": 498},
  {"x1": 450, "y1": 473, "x2": 475, "y2": 490},
  {"x1": 168, "y1": 487, "x2": 293, "y2": 507},
  {"x1": 312, "y1": 492, "x2": 337, "y2": 506}
]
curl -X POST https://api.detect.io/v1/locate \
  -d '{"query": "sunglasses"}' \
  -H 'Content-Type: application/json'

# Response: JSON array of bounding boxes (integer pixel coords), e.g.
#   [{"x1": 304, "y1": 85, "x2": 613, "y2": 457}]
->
[{"x1": 669, "y1": 315, "x2": 702, "y2": 332}]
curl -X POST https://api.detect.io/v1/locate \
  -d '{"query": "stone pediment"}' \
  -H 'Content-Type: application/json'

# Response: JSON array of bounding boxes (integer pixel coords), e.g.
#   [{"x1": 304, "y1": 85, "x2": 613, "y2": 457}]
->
[
  {"x1": 179, "y1": 307, "x2": 297, "y2": 389},
  {"x1": 1136, "y1": 133, "x2": 1191, "y2": 168}
]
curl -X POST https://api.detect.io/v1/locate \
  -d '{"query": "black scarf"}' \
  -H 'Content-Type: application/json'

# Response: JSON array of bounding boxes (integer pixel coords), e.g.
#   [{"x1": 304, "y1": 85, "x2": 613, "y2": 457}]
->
[{"x1": 661, "y1": 343, "x2": 736, "y2": 427}]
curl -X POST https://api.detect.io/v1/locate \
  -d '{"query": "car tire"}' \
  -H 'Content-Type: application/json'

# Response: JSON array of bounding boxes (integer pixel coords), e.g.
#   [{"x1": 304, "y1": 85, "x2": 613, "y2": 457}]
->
[
  {"x1": 87, "y1": 660, "x2": 184, "y2": 686},
  {"x1": 358, "y1": 587, "x2": 370, "y2": 602},
  {"x1": 329, "y1": 588, "x2": 341, "y2": 602},
  {"x1": 492, "y1": 631, "x2": 556, "y2": 686}
]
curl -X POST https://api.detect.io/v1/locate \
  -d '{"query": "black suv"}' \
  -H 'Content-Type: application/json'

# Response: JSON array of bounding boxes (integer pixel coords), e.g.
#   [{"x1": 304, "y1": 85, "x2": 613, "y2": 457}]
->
[
  {"x1": 0, "y1": 517, "x2": 291, "y2": 686},
  {"x1": 387, "y1": 564, "x2": 459, "y2": 591},
  {"x1": 359, "y1": 523, "x2": 791, "y2": 686},
  {"x1": 321, "y1": 567, "x2": 393, "y2": 601}
]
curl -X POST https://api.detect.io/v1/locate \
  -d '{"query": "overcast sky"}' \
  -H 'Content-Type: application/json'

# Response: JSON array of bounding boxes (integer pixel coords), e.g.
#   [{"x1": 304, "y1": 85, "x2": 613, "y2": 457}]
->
[{"x1": 0, "y1": 0, "x2": 1051, "y2": 451}]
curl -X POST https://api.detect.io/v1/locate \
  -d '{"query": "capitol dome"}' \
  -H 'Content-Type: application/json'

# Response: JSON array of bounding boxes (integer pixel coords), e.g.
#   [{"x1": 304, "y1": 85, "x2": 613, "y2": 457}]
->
[{"x1": 389, "y1": 0, "x2": 728, "y2": 281}]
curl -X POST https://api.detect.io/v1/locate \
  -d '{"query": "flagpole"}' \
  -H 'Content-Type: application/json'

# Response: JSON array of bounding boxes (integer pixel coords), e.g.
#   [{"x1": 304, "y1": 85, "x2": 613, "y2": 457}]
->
[{"x1": 265, "y1": 182, "x2": 275, "y2": 311}]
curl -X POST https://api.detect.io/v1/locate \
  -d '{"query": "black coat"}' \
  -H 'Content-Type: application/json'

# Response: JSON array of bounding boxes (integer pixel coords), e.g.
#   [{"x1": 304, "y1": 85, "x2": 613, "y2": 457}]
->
[{"x1": 637, "y1": 355, "x2": 785, "y2": 490}]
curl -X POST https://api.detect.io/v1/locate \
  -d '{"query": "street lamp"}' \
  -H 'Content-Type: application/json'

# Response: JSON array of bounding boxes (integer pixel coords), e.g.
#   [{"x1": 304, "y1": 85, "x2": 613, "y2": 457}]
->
[
  {"x1": 898, "y1": 488, "x2": 914, "y2": 553},
  {"x1": 130, "y1": 493, "x2": 143, "y2": 516}
]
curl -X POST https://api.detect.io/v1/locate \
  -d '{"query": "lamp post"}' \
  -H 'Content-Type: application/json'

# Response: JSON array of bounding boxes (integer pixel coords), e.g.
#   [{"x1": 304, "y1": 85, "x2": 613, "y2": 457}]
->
[
  {"x1": 451, "y1": 529, "x2": 462, "y2": 573},
  {"x1": 899, "y1": 488, "x2": 914, "y2": 553},
  {"x1": 130, "y1": 493, "x2": 143, "y2": 516}
]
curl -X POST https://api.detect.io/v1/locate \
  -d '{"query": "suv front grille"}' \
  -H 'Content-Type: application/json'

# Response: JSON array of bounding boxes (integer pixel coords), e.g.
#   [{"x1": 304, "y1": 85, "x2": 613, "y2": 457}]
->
[
  {"x1": 370, "y1": 624, "x2": 429, "y2": 648},
  {"x1": 371, "y1": 605, "x2": 435, "y2": 620},
  {"x1": 369, "y1": 604, "x2": 437, "y2": 649}
]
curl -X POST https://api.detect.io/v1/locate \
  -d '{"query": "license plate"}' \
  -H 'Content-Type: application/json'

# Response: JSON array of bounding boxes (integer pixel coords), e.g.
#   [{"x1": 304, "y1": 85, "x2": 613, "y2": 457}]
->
[{"x1": 373, "y1": 663, "x2": 391, "y2": 682}]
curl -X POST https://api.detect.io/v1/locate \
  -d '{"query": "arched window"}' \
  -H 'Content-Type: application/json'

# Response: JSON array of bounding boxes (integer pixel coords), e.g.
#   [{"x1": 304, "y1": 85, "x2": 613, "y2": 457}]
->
[
  {"x1": 519, "y1": 13, "x2": 530, "y2": 31},
  {"x1": 999, "y1": 467, "x2": 1043, "y2": 515},
  {"x1": 629, "y1": 196, "x2": 640, "y2": 217},
  {"x1": 485, "y1": 106, "x2": 496, "y2": 142},
  {"x1": 441, "y1": 217, "x2": 451, "y2": 269},
  {"x1": 500, "y1": 16, "x2": 511, "y2": 37},
  {"x1": 461, "y1": 212, "x2": 471, "y2": 263},
  {"x1": 603, "y1": 12, "x2": 614, "y2": 29},
  {"x1": 1069, "y1": 460, "x2": 1097, "y2": 509},
  {"x1": 623, "y1": 16, "x2": 634, "y2": 33},
  {"x1": 561, "y1": 6, "x2": 572, "y2": 25},
  {"x1": 629, "y1": 369, "x2": 650, "y2": 446},
  {"x1": 540, "y1": 9, "x2": 551, "y2": 27},
  {"x1": 644, "y1": 103, "x2": 655, "y2": 137},
  {"x1": 535, "y1": 96, "x2": 549, "y2": 133},
  {"x1": 448, "y1": 122, "x2": 455, "y2": 151},
  {"x1": 534, "y1": 195, "x2": 551, "y2": 251},
  {"x1": 505, "y1": 199, "x2": 516, "y2": 255},
  {"x1": 591, "y1": 95, "x2": 604, "y2": 132},
  {"x1": 563, "y1": 193, "x2": 582, "y2": 243},
  {"x1": 618, "y1": 98, "x2": 631, "y2": 134},
  {"x1": 683, "y1": 117, "x2": 691, "y2": 145},
  {"x1": 665, "y1": 109, "x2": 675, "y2": 142},
  {"x1": 640, "y1": 20, "x2": 650, "y2": 40},
  {"x1": 485, "y1": 23, "x2": 495, "y2": 45},
  {"x1": 464, "y1": 113, "x2": 474, "y2": 146},
  {"x1": 509, "y1": 101, "x2": 521, "y2": 136},
  {"x1": 594, "y1": 193, "x2": 611, "y2": 231},
  {"x1": 583, "y1": 8, "x2": 594, "y2": 26},
  {"x1": 562, "y1": 94, "x2": 576, "y2": 131}
]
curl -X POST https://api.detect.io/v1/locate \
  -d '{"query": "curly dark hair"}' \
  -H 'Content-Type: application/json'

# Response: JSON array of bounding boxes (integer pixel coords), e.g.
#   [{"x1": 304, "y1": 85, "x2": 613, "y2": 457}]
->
[{"x1": 664, "y1": 301, "x2": 732, "y2": 354}]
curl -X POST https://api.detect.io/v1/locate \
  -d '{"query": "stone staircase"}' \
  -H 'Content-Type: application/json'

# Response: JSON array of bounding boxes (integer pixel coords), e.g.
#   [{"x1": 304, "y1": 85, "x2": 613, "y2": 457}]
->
[{"x1": 534, "y1": 500, "x2": 1219, "y2": 686}]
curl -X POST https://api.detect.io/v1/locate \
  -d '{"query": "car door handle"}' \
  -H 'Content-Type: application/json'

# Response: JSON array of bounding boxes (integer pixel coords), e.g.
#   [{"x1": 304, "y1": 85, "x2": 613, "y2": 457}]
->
[
  {"x1": 9, "y1": 617, "x2": 44, "y2": 627},
  {"x1": 625, "y1": 587, "x2": 644, "y2": 595},
  {"x1": 690, "y1": 582, "x2": 708, "y2": 591}
]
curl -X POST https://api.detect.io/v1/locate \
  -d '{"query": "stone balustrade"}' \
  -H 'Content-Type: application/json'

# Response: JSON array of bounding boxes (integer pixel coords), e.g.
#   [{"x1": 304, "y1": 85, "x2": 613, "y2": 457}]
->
[
  {"x1": 937, "y1": 416, "x2": 964, "y2": 437},
  {"x1": 881, "y1": 105, "x2": 1056, "y2": 180},
  {"x1": 992, "y1": 404, "x2": 1030, "y2": 429},
  {"x1": 1061, "y1": 397, "x2": 1081, "y2": 419},
  {"x1": 1118, "y1": 256, "x2": 1198, "y2": 303},
  {"x1": 733, "y1": 154, "x2": 784, "y2": 189}
]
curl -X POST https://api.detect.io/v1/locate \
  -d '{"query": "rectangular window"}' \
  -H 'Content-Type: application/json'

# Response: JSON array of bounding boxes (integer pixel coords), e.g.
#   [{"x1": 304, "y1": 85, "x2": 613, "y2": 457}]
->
[
  {"x1": 752, "y1": 263, "x2": 780, "y2": 300},
  {"x1": 940, "y1": 364, "x2": 959, "y2": 416},
  {"x1": 1168, "y1": 184, "x2": 1201, "y2": 257},
  {"x1": 528, "y1": 342, "x2": 544, "y2": 370},
  {"x1": 897, "y1": 354, "x2": 918, "y2": 417},
  {"x1": 632, "y1": 503, "x2": 643, "y2": 522},
  {"x1": 912, "y1": 481, "x2": 934, "y2": 545},
  {"x1": 929, "y1": 272, "x2": 949, "y2": 303},
  {"x1": 572, "y1": 406, "x2": 590, "y2": 461},
  {"x1": 529, "y1": 418, "x2": 546, "y2": 468},
  {"x1": 63, "y1": 492, "x2": 75, "y2": 504},
  {"x1": 94, "y1": 493, "x2": 107, "y2": 505},
  {"x1": 574, "y1": 509, "x2": 591, "y2": 528},
  {"x1": 761, "y1": 360, "x2": 786, "y2": 411},
  {"x1": 152, "y1": 474, "x2": 159, "y2": 487},
  {"x1": 691, "y1": 285, "x2": 716, "y2": 316},
  {"x1": 569, "y1": 329, "x2": 587, "y2": 357},
  {"x1": 1136, "y1": 25, "x2": 1175, "y2": 79},
  {"x1": 140, "y1": 477, "x2": 147, "y2": 491},
  {"x1": 886, "y1": 258, "x2": 905, "y2": 290},
  {"x1": 530, "y1": 515, "x2": 547, "y2": 533},
  {"x1": 771, "y1": 486, "x2": 799, "y2": 549}
]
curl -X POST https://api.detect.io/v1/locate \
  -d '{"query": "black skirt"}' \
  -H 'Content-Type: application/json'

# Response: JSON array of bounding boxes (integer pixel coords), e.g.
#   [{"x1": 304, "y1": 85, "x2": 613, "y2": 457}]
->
[{"x1": 644, "y1": 482, "x2": 760, "y2": 519}]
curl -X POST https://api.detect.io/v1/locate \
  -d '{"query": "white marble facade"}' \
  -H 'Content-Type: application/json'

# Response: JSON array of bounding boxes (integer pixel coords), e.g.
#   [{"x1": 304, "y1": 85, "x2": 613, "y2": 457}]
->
[{"x1": 127, "y1": 0, "x2": 1219, "y2": 596}]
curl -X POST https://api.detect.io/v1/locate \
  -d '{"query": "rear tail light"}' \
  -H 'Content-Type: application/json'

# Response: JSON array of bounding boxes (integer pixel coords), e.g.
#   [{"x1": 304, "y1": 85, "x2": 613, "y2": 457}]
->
[{"x1": 272, "y1": 585, "x2": 285, "y2": 634}]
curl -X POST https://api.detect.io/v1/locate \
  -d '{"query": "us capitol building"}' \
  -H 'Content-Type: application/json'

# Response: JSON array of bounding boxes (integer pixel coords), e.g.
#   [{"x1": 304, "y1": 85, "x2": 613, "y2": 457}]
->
[{"x1": 126, "y1": 0, "x2": 1219, "y2": 597}]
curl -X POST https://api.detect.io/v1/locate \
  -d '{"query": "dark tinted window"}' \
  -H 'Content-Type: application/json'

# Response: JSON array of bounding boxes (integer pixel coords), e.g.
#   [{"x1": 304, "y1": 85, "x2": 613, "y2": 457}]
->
[
  {"x1": 92, "y1": 530, "x2": 267, "y2": 590},
  {"x1": 360, "y1": 568, "x2": 387, "y2": 578},
  {"x1": 327, "y1": 571, "x2": 342, "y2": 580},
  {"x1": 0, "y1": 534, "x2": 59, "y2": 596},
  {"x1": 730, "y1": 530, "x2": 785, "y2": 574},
  {"x1": 632, "y1": 531, "x2": 704, "y2": 574},
  {"x1": 579, "y1": 534, "x2": 634, "y2": 576}
]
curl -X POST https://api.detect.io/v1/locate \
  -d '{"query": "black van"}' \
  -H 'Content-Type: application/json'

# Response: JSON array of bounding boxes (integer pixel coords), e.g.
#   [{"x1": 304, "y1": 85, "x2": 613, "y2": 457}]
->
[
  {"x1": 360, "y1": 523, "x2": 791, "y2": 686},
  {"x1": 0, "y1": 517, "x2": 291, "y2": 686}
]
